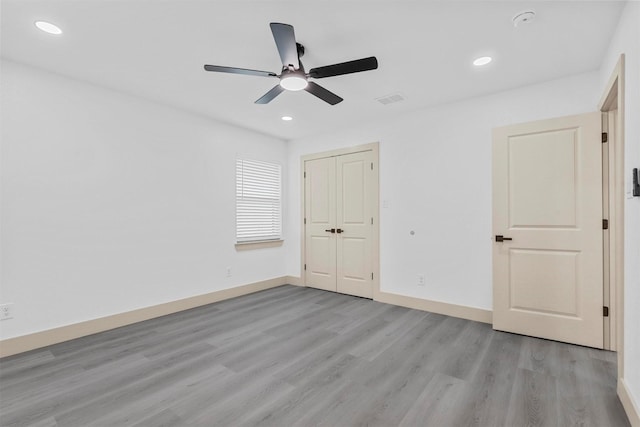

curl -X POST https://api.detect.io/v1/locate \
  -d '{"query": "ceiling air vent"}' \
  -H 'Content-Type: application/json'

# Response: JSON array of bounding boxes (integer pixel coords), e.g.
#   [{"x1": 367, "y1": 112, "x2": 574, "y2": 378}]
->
[{"x1": 376, "y1": 93, "x2": 405, "y2": 106}]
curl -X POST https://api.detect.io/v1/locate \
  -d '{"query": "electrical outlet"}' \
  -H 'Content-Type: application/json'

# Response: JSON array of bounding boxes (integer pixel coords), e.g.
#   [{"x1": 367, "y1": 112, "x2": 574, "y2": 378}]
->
[
  {"x1": 417, "y1": 275, "x2": 425, "y2": 286},
  {"x1": 0, "y1": 303, "x2": 14, "y2": 320},
  {"x1": 226, "y1": 267, "x2": 232, "y2": 277}
]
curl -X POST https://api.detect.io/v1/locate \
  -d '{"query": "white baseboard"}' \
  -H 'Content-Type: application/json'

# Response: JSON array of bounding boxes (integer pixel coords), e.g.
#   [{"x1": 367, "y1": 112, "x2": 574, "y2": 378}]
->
[
  {"x1": 375, "y1": 291, "x2": 492, "y2": 324},
  {"x1": 285, "y1": 275, "x2": 304, "y2": 286},
  {"x1": 286, "y1": 276, "x2": 491, "y2": 324},
  {"x1": 0, "y1": 277, "x2": 287, "y2": 358},
  {"x1": 619, "y1": 378, "x2": 640, "y2": 426}
]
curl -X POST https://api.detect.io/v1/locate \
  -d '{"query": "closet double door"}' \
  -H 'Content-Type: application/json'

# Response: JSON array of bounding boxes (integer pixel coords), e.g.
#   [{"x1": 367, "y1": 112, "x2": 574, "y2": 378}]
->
[{"x1": 304, "y1": 150, "x2": 375, "y2": 299}]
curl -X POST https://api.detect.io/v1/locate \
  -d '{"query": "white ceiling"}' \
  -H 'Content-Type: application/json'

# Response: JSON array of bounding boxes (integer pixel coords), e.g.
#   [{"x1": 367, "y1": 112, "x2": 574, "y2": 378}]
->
[{"x1": 1, "y1": 1, "x2": 625, "y2": 140}]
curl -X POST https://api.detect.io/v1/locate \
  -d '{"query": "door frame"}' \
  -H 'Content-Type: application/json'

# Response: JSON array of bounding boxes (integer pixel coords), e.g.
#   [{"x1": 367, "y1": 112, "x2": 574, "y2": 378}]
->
[
  {"x1": 599, "y1": 55, "x2": 625, "y2": 366},
  {"x1": 300, "y1": 142, "x2": 380, "y2": 298}
]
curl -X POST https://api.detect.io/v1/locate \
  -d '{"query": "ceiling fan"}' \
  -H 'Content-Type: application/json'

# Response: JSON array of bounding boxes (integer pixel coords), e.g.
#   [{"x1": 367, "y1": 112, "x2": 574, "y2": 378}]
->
[{"x1": 203, "y1": 23, "x2": 378, "y2": 105}]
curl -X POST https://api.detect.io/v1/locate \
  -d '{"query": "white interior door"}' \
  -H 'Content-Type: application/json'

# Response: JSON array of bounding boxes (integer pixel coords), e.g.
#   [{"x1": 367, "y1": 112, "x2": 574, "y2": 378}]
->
[
  {"x1": 304, "y1": 150, "x2": 375, "y2": 298},
  {"x1": 493, "y1": 112, "x2": 604, "y2": 348},
  {"x1": 336, "y1": 151, "x2": 374, "y2": 298},
  {"x1": 304, "y1": 157, "x2": 336, "y2": 292}
]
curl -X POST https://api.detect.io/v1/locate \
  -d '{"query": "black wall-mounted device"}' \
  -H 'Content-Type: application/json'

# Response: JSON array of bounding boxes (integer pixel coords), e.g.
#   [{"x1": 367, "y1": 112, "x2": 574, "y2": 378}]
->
[{"x1": 633, "y1": 168, "x2": 640, "y2": 197}]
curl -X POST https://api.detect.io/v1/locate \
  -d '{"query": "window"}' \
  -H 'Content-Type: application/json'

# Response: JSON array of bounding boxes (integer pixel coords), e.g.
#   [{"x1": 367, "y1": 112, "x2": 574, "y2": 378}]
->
[{"x1": 236, "y1": 158, "x2": 282, "y2": 243}]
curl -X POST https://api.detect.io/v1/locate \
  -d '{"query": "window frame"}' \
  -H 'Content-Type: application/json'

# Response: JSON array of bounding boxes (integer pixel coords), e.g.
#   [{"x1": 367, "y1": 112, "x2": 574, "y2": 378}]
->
[{"x1": 235, "y1": 157, "x2": 283, "y2": 246}]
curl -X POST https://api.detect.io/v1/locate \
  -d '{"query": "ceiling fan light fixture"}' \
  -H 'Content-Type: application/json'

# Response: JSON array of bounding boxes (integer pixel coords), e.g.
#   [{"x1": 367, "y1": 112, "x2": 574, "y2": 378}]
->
[{"x1": 280, "y1": 75, "x2": 308, "y2": 91}]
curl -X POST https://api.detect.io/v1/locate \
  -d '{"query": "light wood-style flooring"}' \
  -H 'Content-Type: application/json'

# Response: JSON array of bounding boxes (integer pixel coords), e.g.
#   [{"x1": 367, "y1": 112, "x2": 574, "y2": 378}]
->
[{"x1": 0, "y1": 285, "x2": 630, "y2": 426}]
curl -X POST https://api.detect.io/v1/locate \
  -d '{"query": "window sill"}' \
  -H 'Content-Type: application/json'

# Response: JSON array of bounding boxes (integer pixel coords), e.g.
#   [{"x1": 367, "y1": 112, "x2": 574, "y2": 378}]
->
[{"x1": 235, "y1": 240, "x2": 284, "y2": 251}]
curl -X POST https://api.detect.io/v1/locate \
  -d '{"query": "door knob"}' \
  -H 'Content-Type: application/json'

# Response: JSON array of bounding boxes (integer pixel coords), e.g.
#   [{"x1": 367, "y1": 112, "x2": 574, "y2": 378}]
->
[
  {"x1": 325, "y1": 228, "x2": 336, "y2": 233},
  {"x1": 336, "y1": 228, "x2": 344, "y2": 234},
  {"x1": 495, "y1": 235, "x2": 512, "y2": 242}
]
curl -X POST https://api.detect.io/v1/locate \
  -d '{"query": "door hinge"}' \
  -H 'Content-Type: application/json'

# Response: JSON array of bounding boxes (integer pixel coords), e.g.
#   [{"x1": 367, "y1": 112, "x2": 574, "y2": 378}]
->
[
  {"x1": 371, "y1": 217, "x2": 373, "y2": 225},
  {"x1": 371, "y1": 162, "x2": 373, "y2": 170},
  {"x1": 371, "y1": 272, "x2": 374, "y2": 280},
  {"x1": 304, "y1": 171, "x2": 306, "y2": 178},
  {"x1": 603, "y1": 306, "x2": 609, "y2": 317},
  {"x1": 304, "y1": 264, "x2": 306, "y2": 271},
  {"x1": 603, "y1": 219, "x2": 609, "y2": 230},
  {"x1": 304, "y1": 218, "x2": 306, "y2": 224},
  {"x1": 602, "y1": 132, "x2": 608, "y2": 143}
]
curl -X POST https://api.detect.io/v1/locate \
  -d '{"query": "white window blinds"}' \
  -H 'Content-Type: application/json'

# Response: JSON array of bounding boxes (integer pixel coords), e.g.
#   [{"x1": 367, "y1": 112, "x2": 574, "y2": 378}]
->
[{"x1": 236, "y1": 158, "x2": 282, "y2": 243}]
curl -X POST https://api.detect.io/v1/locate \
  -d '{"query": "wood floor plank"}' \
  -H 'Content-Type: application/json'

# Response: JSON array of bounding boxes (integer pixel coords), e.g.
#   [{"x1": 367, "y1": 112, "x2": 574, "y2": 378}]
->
[
  {"x1": 130, "y1": 409, "x2": 182, "y2": 427},
  {"x1": 204, "y1": 292, "x2": 331, "y2": 348},
  {"x1": 0, "y1": 353, "x2": 149, "y2": 414},
  {"x1": 504, "y1": 368, "x2": 559, "y2": 427},
  {"x1": 437, "y1": 320, "x2": 494, "y2": 381},
  {"x1": 555, "y1": 344, "x2": 625, "y2": 427},
  {"x1": 292, "y1": 379, "x2": 372, "y2": 427},
  {"x1": 0, "y1": 350, "x2": 55, "y2": 379},
  {"x1": 53, "y1": 343, "x2": 223, "y2": 427},
  {"x1": 275, "y1": 315, "x2": 390, "y2": 386},
  {"x1": 176, "y1": 369, "x2": 296, "y2": 425},
  {"x1": 350, "y1": 313, "x2": 447, "y2": 390},
  {"x1": 83, "y1": 362, "x2": 233, "y2": 426},
  {"x1": 22, "y1": 417, "x2": 58, "y2": 427},
  {"x1": 347, "y1": 319, "x2": 473, "y2": 426},
  {"x1": 0, "y1": 285, "x2": 630, "y2": 427},
  {"x1": 451, "y1": 330, "x2": 525, "y2": 427},
  {"x1": 3, "y1": 342, "x2": 212, "y2": 426},
  {"x1": 347, "y1": 308, "x2": 428, "y2": 361},
  {"x1": 221, "y1": 328, "x2": 336, "y2": 373},
  {"x1": 398, "y1": 372, "x2": 469, "y2": 427},
  {"x1": 240, "y1": 354, "x2": 365, "y2": 426}
]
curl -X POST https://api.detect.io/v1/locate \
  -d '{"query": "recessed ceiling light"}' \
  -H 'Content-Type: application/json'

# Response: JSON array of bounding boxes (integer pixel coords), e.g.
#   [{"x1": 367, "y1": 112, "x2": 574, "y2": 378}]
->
[
  {"x1": 281, "y1": 116, "x2": 293, "y2": 121},
  {"x1": 473, "y1": 56, "x2": 492, "y2": 67},
  {"x1": 35, "y1": 21, "x2": 63, "y2": 35}
]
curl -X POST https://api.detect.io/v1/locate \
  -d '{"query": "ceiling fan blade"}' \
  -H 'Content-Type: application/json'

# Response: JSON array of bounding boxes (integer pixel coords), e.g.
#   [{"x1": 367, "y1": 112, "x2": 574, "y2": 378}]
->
[
  {"x1": 304, "y1": 82, "x2": 343, "y2": 105},
  {"x1": 204, "y1": 65, "x2": 277, "y2": 78},
  {"x1": 255, "y1": 85, "x2": 285, "y2": 104},
  {"x1": 270, "y1": 23, "x2": 300, "y2": 69},
  {"x1": 308, "y1": 56, "x2": 378, "y2": 79}
]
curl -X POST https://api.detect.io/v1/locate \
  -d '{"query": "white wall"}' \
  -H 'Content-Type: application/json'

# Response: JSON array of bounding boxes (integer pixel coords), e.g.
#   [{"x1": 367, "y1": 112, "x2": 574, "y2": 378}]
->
[
  {"x1": 0, "y1": 60, "x2": 287, "y2": 340},
  {"x1": 598, "y1": 0, "x2": 640, "y2": 413},
  {"x1": 286, "y1": 71, "x2": 600, "y2": 311}
]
